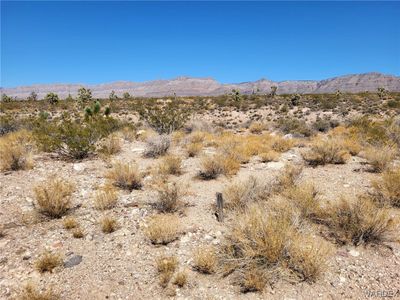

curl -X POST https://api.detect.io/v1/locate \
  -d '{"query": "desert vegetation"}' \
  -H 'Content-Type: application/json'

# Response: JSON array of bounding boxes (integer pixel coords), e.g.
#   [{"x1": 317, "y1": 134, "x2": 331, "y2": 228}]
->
[{"x1": 1, "y1": 90, "x2": 400, "y2": 299}]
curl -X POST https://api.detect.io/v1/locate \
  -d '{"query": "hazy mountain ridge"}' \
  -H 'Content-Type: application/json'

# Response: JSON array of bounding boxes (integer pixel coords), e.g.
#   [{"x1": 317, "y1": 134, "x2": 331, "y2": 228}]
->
[{"x1": 1, "y1": 72, "x2": 399, "y2": 99}]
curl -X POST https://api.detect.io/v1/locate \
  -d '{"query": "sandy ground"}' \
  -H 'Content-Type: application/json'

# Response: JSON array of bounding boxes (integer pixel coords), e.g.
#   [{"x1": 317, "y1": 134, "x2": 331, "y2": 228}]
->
[{"x1": 1, "y1": 137, "x2": 400, "y2": 300}]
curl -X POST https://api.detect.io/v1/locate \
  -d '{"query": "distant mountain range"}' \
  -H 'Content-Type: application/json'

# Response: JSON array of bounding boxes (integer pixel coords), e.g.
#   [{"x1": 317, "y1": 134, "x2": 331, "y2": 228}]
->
[{"x1": 1, "y1": 72, "x2": 399, "y2": 99}]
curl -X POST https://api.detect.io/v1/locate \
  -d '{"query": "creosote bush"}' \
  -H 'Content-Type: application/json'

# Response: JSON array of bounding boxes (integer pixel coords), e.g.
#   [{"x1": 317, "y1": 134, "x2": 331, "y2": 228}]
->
[
  {"x1": 106, "y1": 162, "x2": 142, "y2": 190},
  {"x1": 34, "y1": 178, "x2": 74, "y2": 218},
  {"x1": 0, "y1": 130, "x2": 34, "y2": 171},
  {"x1": 145, "y1": 214, "x2": 180, "y2": 245},
  {"x1": 35, "y1": 252, "x2": 63, "y2": 273},
  {"x1": 144, "y1": 135, "x2": 171, "y2": 158},
  {"x1": 33, "y1": 115, "x2": 122, "y2": 159},
  {"x1": 138, "y1": 101, "x2": 191, "y2": 134}
]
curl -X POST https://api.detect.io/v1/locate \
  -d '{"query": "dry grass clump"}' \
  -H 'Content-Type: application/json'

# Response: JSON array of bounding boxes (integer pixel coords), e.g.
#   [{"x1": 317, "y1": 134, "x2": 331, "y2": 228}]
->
[
  {"x1": 97, "y1": 133, "x2": 122, "y2": 156},
  {"x1": 34, "y1": 252, "x2": 63, "y2": 273},
  {"x1": 18, "y1": 283, "x2": 59, "y2": 300},
  {"x1": 286, "y1": 234, "x2": 331, "y2": 282},
  {"x1": 220, "y1": 203, "x2": 331, "y2": 290},
  {"x1": 302, "y1": 138, "x2": 350, "y2": 166},
  {"x1": 193, "y1": 246, "x2": 217, "y2": 274},
  {"x1": 276, "y1": 164, "x2": 303, "y2": 191},
  {"x1": 156, "y1": 255, "x2": 178, "y2": 287},
  {"x1": 72, "y1": 227, "x2": 85, "y2": 238},
  {"x1": 118, "y1": 126, "x2": 136, "y2": 142},
  {"x1": 198, "y1": 154, "x2": 240, "y2": 180},
  {"x1": 259, "y1": 150, "x2": 280, "y2": 162},
  {"x1": 186, "y1": 142, "x2": 203, "y2": 157},
  {"x1": 271, "y1": 137, "x2": 295, "y2": 153},
  {"x1": 318, "y1": 197, "x2": 398, "y2": 245},
  {"x1": 188, "y1": 131, "x2": 207, "y2": 144},
  {"x1": 145, "y1": 214, "x2": 180, "y2": 245},
  {"x1": 249, "y1": 121, "x2": 265, "y2": 134},
  {"x1": 339, "y1": 138, "x2": 362, "y2": 156},
  {"x1": 372, "y1": 167, "x2": 400, "y2": 207},
  {"x1": 158, "y1": 155, "x2": 182, "y2": 175},
  {"x1": 223, "y1": 176, "x2": 270, "y2": 211},
  {"x1": 100, "y1": 215, "x2": 118, "y2": 233},
  {"x1": 106, "y1": 161, "x2": 142, "y2": 190},
  {"x1": 328, "y1": 126, "x2": 362, "y2": 156},
  {"x1": 62, "y1": 216, "x2": 78, "y2": 230},
  {"x1": 239, "y1": 268, "x2": 267, "y2": 293},
  {"x1": 173, "y1": 271, "x2": 188, "y2": 287},
  {"x1": 153, "y1": 182, "x2": 187, "y2": 213},
  {"x1": 34, "y1": 178, "x2": 74, "y2": 218},
  {"x1": 93, "y1": 185, "x2": 118, "y2": 210},
  {"x1": 282, "y1": 183, "x2": 319, "y2": 219},
  {"x1": 363, "y1": 146, "x2": 397, "y2": 173},
  {"x1": 144, "y1": 135, "x2": 170, "y2": 158},
  {"x1": 0, "y1": 130, "x2": 34, "y2": 171}
]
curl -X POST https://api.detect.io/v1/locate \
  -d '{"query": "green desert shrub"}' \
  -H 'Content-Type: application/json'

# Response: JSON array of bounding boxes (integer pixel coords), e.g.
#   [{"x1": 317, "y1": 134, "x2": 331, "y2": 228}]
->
[
  {"x1": 138, "y1": 101, "x2": 191, "y2": 134},
  {"x1": 33, "y1": 114, "x2": 122, "y2": 159}
]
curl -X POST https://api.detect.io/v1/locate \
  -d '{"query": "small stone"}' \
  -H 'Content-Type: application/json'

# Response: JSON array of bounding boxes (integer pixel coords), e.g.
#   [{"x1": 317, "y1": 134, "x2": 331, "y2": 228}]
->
[
  {"x1": 339, "y1": 276, "x2": 346, "y2": 283},
  {"x1": 349, "y1": 249, "x2": 360, "y2": 257},
  {"x1": 22, "y1": 253, "x2": 31, "y2": 260},
  {"x1": 204, "y1": 234, "x2": 213, "y2": 241},
  {"x1": 73, "y1": 164, "x2": 85, "y2": 172},
  {"x1": 64, "y1": 255, "x2": 83, "y2": 268}
]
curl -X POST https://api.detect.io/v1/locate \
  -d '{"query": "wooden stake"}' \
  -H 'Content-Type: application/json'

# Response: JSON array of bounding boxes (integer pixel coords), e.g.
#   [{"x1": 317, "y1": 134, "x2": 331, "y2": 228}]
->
[{"x1": 216, "y1": 192, "x2": 224, "y2": 222}]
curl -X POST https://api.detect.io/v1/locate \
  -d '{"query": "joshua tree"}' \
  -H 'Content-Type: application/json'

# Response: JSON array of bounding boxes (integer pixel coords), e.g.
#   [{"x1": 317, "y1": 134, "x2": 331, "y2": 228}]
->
[
  {"x1": 27, "y1": 91, "x2": 38, "y2": 101},
  {"x1": 230, "y1": 89, "x2": 242, "y2": 103},
  {"x1": 45, "y1": 92, "x2": 59, "y2": 105},
  {"x1": 1, "y1": 94, "x2": 13, "y2": 102},
  {"x1": 290, "y1": 94, "x2": 301, "y2": 106},
  {"x1": 109, "y1": 90, "x2": 118, "y2": 101},
  {"x1": 65, "y1": 93, "x2": 74, "y2": 101},
  {"x1": 270, "y1": 86, "x2": 278, "y2": 97},
  {"x1": 77, "y1": 87, "x2": 92, "y2": 107},
  {"x1": 377, "y1": 87, "x2": 387, "y2": 100},
  {"x1": 123, "y1": 92, "x2": 131, "y2": 100}
]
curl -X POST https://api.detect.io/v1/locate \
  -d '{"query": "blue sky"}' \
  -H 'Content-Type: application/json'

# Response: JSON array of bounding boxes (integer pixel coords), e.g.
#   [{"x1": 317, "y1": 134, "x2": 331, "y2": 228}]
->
[{"x1": 1, "y1": 1, "x2": 399, "y2": 87}]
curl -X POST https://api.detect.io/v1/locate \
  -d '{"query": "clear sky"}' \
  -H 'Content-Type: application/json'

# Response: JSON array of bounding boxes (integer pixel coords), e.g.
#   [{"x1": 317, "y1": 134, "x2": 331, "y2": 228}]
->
[{"x1": 1, "y1": 1, "x2": 399, "y2": 87}]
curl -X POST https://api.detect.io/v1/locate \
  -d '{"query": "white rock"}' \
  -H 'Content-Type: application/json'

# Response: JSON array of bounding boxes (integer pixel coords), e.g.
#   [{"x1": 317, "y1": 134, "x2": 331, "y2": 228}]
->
[
  {"x1": 73, "y1": 164, "x2": 85, "y2": 172},
  {"x1": 349, "y1": 249, "x2": 360, "y2": 257},
  {"x1": 204, "y1": 234, "x2": 213, "y2": 241}
]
